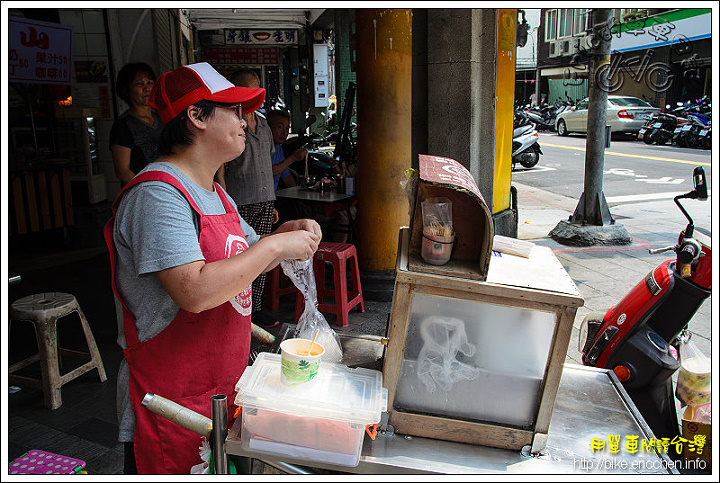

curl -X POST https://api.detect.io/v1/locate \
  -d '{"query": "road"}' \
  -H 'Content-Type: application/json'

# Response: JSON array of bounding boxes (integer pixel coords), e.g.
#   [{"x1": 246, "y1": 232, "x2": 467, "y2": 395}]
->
[{"x1": 512, "y1": 131, "x2": 713, "y2": 230}]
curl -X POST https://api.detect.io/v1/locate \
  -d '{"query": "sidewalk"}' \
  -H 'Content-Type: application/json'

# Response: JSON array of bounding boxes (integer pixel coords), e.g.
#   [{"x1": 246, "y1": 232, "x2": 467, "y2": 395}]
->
[
  {"x1": 5, "y1": 182, "x2": 712, "y2": 475},
  {"x1": 513, "y1": 181, "x2": 712, "y2": 364}
]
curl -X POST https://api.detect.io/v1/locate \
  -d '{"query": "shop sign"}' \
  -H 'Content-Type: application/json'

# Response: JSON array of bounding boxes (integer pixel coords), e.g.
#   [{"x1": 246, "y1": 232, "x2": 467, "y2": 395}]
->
[
  {"x1": 225, "y1": 29, "x2": 298, "y2": 45},
  {"x1": 9, "y1": 16, "x2": 72, "y2": 85},
  {"x1": 203, "y1": 46, "x2": 279, "y2": 65}
]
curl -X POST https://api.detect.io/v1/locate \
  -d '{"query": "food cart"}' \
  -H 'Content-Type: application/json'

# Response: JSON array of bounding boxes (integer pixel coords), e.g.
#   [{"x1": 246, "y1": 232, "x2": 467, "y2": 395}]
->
[{"x1": 147, "y1": 155, "x2": 677, "y2": 474}]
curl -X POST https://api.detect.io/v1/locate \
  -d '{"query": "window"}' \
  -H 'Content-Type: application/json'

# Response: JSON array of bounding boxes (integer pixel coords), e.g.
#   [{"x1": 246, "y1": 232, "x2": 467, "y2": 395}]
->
[
  {"x1": 609, "y1": 97, "x2": 652, "y2": 107},
  {"x1": 573, "y1": 9, "x2": 590, "y2": 35},
  {"x1": 545, "y1": 10, "x2": 558, "y2": 41},
  {"x1": 576, "y1": 99, "x2": 589, "y2": 110},
  {"x1": 558, "y1": 9, "x2": 574, "y2": 38}
]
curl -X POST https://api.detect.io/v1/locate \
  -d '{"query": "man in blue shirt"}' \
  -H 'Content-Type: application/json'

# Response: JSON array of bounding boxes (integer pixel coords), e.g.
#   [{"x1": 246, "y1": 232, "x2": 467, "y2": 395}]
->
[{"x1": 267, "y1": 109, "x2": 307, "y2": 190}]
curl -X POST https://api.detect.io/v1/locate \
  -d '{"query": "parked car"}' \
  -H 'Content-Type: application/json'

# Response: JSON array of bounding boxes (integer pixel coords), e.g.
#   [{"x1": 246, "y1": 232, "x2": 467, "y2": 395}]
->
[{"x1": 555, "y1": 96, "x2": 661, "y2": 136}]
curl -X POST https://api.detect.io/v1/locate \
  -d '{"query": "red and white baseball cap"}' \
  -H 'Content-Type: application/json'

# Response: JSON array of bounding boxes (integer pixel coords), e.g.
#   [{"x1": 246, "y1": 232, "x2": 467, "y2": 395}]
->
[{"x1": 149, "y1": 62, "x2": 266, "y2": 125}]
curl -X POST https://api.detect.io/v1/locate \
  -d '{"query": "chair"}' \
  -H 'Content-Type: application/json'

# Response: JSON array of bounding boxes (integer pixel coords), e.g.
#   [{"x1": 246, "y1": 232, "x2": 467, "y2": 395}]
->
[
  {"x1": 312, "y1": 242, "x2": 365, "y2": 327},
  {"x1": 9, "y1": 292, "x2": 107, "y2": 410}
]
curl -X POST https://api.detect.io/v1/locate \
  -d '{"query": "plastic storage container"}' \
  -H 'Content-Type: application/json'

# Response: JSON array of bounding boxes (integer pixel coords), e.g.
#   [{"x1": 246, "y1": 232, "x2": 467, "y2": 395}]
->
[{"x1": 234, "y1": 352, "x2": 388, "y2": 467}]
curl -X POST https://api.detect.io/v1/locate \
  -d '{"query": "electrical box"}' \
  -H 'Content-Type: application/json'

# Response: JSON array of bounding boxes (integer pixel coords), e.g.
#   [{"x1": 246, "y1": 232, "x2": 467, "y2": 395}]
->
[{"x1": 313, "y1": 43, "x2": 329, "y2": 108}]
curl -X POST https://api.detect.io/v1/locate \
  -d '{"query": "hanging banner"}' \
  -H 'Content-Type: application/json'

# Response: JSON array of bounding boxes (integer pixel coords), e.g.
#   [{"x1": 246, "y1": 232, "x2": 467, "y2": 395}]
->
[
  {"x1": 8, "y1": 16, "x2": 73, "y2": 85},
  {"x1": 225, "y1": 29, "x2": 298, "y2": 45}
]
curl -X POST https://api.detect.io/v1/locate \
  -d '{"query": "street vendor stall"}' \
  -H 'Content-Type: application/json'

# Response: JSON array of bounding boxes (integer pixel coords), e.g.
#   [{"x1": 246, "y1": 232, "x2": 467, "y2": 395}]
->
[{"x1": 145, "y1": 155, "x2": 677, "y2": 474}]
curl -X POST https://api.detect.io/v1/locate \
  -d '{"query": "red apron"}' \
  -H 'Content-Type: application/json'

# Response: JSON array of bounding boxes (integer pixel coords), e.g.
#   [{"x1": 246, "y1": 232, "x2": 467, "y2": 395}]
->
[{"x1": 103, "y1": 171, "x2": 251, "y2": 474}]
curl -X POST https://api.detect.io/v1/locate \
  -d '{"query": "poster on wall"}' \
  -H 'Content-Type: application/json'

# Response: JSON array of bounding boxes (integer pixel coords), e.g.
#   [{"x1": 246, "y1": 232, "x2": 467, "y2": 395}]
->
[{"x1": 8, "y1": 16, "x2": 73, "y2": 85}]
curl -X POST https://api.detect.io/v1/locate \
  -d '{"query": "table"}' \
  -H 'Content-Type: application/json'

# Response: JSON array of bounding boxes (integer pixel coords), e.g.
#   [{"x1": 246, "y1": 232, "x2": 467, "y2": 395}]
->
[
  {"x1": 275, "y1": 186, "x2": 357, "y2": 243},
  {"x1": 226, "y1": 363, "x2": 678, "y2": 474}
]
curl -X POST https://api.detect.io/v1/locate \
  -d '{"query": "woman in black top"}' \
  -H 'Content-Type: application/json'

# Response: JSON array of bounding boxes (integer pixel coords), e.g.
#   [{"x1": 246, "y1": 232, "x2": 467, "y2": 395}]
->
[{"x1": 110, "y1": 63, "x2": 164, "y2": 185}]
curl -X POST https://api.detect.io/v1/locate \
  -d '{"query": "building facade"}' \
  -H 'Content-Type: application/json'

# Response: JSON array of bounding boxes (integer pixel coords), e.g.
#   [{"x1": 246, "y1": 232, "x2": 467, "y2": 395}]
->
[{"x1": 536, "y1": 8, "x2": 711, "y2": 108}]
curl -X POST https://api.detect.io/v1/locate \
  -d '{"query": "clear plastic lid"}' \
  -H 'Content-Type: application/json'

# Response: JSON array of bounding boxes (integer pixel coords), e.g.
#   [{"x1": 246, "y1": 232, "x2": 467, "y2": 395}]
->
[{"x1": 235, "y1": 352, "x2": 388, "y2": 425}]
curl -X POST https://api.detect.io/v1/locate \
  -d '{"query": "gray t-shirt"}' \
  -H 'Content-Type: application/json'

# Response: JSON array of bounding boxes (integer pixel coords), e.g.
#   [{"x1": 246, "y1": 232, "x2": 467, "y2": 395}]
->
[
  {"x1": 224, "y1": 112, "x2": 276, "y2": 205},
  {"x1": 112, "y1": 161, "x2": 258, "y2": 442}
]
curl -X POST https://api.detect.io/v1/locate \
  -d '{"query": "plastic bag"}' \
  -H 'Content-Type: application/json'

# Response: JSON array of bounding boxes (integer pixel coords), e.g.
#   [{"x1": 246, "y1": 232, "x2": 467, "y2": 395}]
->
[
  {"x1": 189, "y1": 438, "x2": 211, "y2": 474},
  {"x1": 421, "y1": 197, "x2": 454, "y2": 236},
  {"x1": 675, "y1": 336, "x2": 711, "y2": 407},
  {"x1": 280, "y1": 259, "x2": 343, "y2": 363},
  {"x1": 416, "y1": 315, "x2": 480, "y2": 393}
]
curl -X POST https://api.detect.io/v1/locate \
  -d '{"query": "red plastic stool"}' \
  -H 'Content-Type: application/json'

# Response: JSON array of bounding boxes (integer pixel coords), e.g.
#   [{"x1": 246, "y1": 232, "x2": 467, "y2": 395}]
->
[
  {"x1": 266, "y1": 265, "x2": 304, "y2": 321},
  {"x1": 312, "y1": 242, "x2": 365, "y2": 327}
]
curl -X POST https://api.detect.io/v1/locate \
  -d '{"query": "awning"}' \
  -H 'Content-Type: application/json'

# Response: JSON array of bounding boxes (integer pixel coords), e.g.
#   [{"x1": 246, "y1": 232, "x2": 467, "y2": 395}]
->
[{"x1": 185, "y1": 8, "x2": 325, "y2": 30}]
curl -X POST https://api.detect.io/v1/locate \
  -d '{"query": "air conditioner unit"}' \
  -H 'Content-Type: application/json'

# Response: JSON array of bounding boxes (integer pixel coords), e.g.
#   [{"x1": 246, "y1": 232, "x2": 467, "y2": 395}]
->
[
  {"x1": 548, "y1": 40, "x2": 559, "y2": 58},
  {"x1": 560, "y1": 39, "x2": 572, "y2": 55},
  {"x1": 576, "y1": 34, "x2": 593, "y2": 53}
]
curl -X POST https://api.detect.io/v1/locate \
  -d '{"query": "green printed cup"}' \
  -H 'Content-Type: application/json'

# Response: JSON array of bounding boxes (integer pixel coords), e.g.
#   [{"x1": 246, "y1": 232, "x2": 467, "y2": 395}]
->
[{"x1": 280, "y1": 338, "x2": 325, "y2": 386}]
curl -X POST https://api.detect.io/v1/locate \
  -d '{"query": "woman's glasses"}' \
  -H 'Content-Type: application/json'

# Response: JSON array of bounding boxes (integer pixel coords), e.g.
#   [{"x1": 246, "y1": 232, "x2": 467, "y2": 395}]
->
[{"x1": 217, "y1": 104, "x2": 243, "y2": 119}]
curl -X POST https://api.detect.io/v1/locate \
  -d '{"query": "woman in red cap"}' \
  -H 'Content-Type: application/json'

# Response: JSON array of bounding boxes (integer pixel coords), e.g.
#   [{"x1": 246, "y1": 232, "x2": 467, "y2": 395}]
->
[{"x1": 104, "y1": 62, "x2": 322, "y2": 474}]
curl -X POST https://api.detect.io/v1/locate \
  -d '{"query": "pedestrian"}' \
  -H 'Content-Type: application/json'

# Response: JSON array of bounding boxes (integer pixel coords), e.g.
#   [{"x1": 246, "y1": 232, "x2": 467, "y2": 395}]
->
[
  {"x1": 104, "y1": 61, "x2": 321, "y2": 474},
  {"x1": 109, "y1": 62, "x2": 164, "y2": 186},
  {"x1": 215, "y1": 68, "x2": 278, "y2": 326}
]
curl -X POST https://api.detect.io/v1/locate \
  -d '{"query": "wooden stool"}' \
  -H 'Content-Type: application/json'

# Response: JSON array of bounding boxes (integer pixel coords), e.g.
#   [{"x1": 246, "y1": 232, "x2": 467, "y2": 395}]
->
[
  {"x1": 9, "y1": 292, "x2": 107, "y2": 410},
  {"x1": 312, "y1": 242, "x2": 364, "y2": 327}
]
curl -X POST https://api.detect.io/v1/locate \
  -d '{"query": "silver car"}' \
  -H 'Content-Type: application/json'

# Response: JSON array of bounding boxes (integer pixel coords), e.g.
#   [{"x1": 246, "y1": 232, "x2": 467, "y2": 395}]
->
[{"x1": 555, "y1": 96, "x2": 661, "y2": 136}]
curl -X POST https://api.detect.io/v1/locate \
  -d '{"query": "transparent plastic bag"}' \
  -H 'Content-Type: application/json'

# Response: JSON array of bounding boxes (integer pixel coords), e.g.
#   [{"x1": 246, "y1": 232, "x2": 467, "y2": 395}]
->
[
  {"x1": 416, "y1": 315, "x2": 480, "y2": 393},
  {"x1": 675, "y1": 337, "x2": 711, "y2": 407},
  {"x1": 280, "y1": 259, "x2": 343, "y2": 363}
]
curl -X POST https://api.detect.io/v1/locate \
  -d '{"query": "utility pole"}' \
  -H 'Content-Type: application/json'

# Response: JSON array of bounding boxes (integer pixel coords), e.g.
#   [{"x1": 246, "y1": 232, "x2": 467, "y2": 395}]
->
[{"x1": 550, "y1": 8, "x2": 632, "y2": 246}]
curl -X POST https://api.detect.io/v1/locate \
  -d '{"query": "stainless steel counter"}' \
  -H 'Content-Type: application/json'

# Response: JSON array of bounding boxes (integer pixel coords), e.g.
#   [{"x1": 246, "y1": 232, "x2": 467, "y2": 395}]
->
[{"x1": 226, "y1": 364, "x2": 677, "y2": 474}]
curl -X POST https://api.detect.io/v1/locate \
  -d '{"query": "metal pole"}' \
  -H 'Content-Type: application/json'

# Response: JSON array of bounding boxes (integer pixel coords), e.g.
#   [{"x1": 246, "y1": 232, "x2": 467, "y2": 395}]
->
[
  {"x1": 570, "y1": 8, "x2": 614, "y2": 226},
  {"x1": 211, "y1": 394, "x2": 229, "y2": 475}
]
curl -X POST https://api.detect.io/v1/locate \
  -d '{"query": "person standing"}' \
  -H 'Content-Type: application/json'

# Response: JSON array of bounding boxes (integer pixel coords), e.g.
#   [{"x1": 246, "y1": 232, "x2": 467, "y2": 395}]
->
[
  {"x1": 105, "y1": 61, "x2": 321, "y2": 474},
  {"x1": 216, "y1": 68, "x2": 277, "y2": 325},
  {"x1": 109, "y1": 63, "x2": 164, "y2": 185}
]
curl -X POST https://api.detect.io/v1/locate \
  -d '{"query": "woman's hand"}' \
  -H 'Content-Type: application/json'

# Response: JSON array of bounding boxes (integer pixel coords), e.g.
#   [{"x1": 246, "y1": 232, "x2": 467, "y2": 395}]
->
[
  {"x1": 267, "y1": 228, "x2": 321, "y2": 261},
  {"x1": 274, "y1": 219, "x2": 322, "y2": 240}
]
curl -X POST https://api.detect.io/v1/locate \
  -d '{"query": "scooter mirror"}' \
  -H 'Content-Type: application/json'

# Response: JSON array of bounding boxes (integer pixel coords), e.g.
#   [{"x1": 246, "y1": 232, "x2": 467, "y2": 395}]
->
[
  {"x1": 305, "y1": 114, "x2": 317, "y2": 128},
  {"x1": 692, "y1": 167, "x2": 708, "y2": 201}
]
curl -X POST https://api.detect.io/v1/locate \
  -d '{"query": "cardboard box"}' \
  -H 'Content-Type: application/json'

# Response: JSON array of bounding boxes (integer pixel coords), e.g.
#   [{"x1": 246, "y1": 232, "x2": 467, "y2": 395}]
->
[{"x1": 682, "y1": 406, "x2": 711, "y2": 467}]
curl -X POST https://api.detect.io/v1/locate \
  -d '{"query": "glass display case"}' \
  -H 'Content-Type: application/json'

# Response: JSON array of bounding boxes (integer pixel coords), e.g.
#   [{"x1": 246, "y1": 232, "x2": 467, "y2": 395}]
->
[{"x1": 383, "y1": 227, "x2": 584, "y2": 453}]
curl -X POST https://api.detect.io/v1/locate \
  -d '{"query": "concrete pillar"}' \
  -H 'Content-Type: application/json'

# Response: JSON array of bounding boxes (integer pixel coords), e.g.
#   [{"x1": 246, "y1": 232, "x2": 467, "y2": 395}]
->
[
  {"x1": 420, "y1": 9, "x2": 516, "y2": 235},
  {"x1": 355, "y1": 9, "x2": 413, "y2": 271}
]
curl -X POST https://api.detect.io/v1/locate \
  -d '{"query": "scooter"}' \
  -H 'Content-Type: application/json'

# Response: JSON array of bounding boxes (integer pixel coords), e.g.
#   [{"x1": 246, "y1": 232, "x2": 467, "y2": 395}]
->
[
  {"x1": 578, "y1": 166, "x2": 710, "y2": 450},
  {"x1": 512, "y1": 120, "x2": 542, "y2": 169},
  {"x1": 639, "y1": 111, "x2": 682, "y2": 145}
]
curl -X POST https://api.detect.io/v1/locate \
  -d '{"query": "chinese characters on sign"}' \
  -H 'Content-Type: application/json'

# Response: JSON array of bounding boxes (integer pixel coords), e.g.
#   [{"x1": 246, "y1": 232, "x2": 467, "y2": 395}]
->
[
  {"x1": 225, "y1": 29, "x2": 298, "y2": 45},
  {"x1": 9, "y1": 17, "x2": 72, "y2": 85},
  {"x1": 418, "y1": 155, "x2": 484, "y2": 202}
]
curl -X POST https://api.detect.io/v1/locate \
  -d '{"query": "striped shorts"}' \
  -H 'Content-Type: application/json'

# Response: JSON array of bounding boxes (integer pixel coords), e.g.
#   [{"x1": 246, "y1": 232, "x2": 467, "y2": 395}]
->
[{"x1": 237, "y1": 200, "x2": 275, "y2": 313}]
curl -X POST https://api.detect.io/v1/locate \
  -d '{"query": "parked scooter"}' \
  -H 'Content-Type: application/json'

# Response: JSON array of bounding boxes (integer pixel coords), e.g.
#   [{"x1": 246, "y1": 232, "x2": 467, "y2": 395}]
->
[
  {"x1": 578, "y1": 167, "x2": 710, "y2": 448},
  {"x1": 639, "y1": 111, "x2": 682, "y2": 145},
  {"x1": 673, "y1": 110, "x2": 711, "y2": 148},
  {"x1": 697, "y1": 120, "x2": 711, "y2": 150},
  {"x1": 512, "y1": 115, "x2": 542, "y2": 169}
]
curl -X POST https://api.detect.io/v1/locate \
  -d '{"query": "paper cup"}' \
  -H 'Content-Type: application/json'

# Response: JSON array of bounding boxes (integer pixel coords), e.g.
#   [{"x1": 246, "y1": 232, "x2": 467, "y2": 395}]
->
[
  {"x1": 675, "y1": 357, "x2": 712, "y2": 406},
  {"x1": 279, "y1": 338, "x2": 325, "y2": 386}
]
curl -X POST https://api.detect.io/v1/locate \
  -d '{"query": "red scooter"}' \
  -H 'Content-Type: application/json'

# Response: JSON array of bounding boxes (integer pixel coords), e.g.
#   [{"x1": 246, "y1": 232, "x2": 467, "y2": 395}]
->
[{"x1": 578, "y1": 167, "x2": 711, "y2": 450}]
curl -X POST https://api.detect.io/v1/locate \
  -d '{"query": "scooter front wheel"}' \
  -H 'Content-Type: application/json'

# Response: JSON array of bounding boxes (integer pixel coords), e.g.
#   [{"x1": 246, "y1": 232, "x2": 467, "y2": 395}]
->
[{"x1": 520, "y1": 145, "x2": 540, "y2": 168}]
